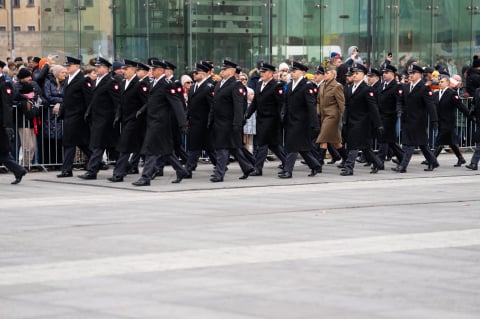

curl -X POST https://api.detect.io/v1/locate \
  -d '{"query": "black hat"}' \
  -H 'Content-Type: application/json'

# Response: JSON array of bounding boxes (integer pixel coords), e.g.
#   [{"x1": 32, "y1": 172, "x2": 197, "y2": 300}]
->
[
  {"x1": 112, "y1": 61, "x2": 124, "y2": 71},
  {"x1": 149, "y1": 59, "x2": 167, "y2": 69},
  {"x1": 221, "y1": 59, "x2": 238, "y2": 69},
  {"x1": 32, "y1": 57, "x2": 41, "y2": 63},
  {"x1": 201, "y1": 60, "x2": 214, "y2": 70},
  {"x1": 94, "y1": 57, "x2": 112, "y2": 68},
  {"x1": 0, "y1": 60, "x2": 5, "y2": 69},
  {"x1": 14, "y1": 57, "x2": 23, "y2": 62},
  {"x1": 387, "y1": 52, "x2": 393, "y2": 57},
  {"x1": 194, "y1": 62, "x2": 210, "y2": 73},
  {"x1": 408, "y1": 64, "x2": 423, "y2": 74},
  {"x1": 289, "y1": 61, "x2": 308, "y2": 72},
  {"x1": 472, "y1": 55, "x2": 480, "y2": 68},
  {"x1": 147, "y1": 57, "x2": 159, "y2": 66},
  {"x1": 136, "y1": 62, "x2": 150, "y2": 72},
  {"x1": 122, "y1": 59, "x2": 138, "y2": 68},
  {"x1": 163, "y1": 60, "x2": 176, "y2": 70},
  {"x1": 259, "y1": 62, "x2": 275, "y2": 72},
  {"x1": 19, "y1": 83, "x2": 34, "y2": 94},
  {"x1": 235, "y1": 65, "x2": 242, "y2": 74},
  {"x1": 423, "y1": 67, "x2": 434, "y2": 74},
  {"x1": 346, "y1": 67, "x2": 354, "y2": 76},
  {"x1": 382, "y1": 64, "x2": 397, "y2": 73},
  {"x1": 315, "y1": 65, "x2": 325, "y2": 74},
  {"x1": 18, "y1": 68, "x2": 32, "y2": 80},
  {"x1": 352, "y1": 63, "x2": 367, "y2": 74},
  {"x1": 367, "y1": 68, "x2": 381, "y2": 77},
  {"x1": 64, "y1": 56, "x2": 81, "y2": 66}
]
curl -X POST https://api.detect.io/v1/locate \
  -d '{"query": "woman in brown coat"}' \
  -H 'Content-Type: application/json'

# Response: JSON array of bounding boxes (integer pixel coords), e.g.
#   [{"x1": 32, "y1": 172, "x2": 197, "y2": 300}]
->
[{"x1": 316, "y1": 65, "x2": 348, "y2": 166}]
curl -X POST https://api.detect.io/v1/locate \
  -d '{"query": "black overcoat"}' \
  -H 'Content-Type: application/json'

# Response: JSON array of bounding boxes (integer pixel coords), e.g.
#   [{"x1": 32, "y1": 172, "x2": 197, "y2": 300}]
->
[
  {"x1": 59, "y1": 71, "x2": 92, "y2": 146},
  {"x1": 141, "y1": 76, "x2": 186, "y2": 156},
  {"x1": 211, "y1": 77, "x2": 246, "y2": 149},
  {"x1": 344, "y1": 81, "x2": 382, "y2": 149},
  {"x1": 0, "y1": 78, "x2": 14, "y2": 153},
  {"x1": 246, "y1": 80, "x2": 284, "y2": 146},
  {"x1": 87, "y1": 75, "x2": 121, "y2": 149},
  {"x1": 116, "y1": 75, "x2": 148, "y2": 153},
  {"x1": 378, "y1": 81, "x2": 403, "y2": 142},
  {"x1": 187, "y1": 79, "x2": 215, "y2": 150},
  {"x1": 434, "y1": 88, "x2": 469, "y2": 145},
  {"x1": 400, "y1": 82, "x2": 437, "y2": 146}
]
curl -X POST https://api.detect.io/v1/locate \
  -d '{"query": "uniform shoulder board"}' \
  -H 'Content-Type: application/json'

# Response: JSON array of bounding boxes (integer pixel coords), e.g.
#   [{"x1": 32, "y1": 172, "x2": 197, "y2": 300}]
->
[{"x1": 207, "y1": 83, "x2": 214, "y2": 88}]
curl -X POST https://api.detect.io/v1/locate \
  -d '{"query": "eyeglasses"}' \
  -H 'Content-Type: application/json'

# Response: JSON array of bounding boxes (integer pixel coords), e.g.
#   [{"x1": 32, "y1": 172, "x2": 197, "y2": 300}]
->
[
  {"x1": 240, "y1": 78, "x2": 247, "y2": 81},
  {"x1": 185, "y1": 81, "x2": 192, "y2": 84}
]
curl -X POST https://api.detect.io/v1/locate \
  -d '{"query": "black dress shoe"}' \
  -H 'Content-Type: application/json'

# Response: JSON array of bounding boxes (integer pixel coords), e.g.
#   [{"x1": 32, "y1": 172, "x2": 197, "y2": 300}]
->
[
  {"x1": 249, "y1": 170, "x2": 262, "y2": 176},
  {"x1": 57, "y1": 171, "x2": 73, "y2": 178},
  {"x1": 391, "y1": 166, "x2": 406, "y2": 173},
  {"x1": 210, "y1": 176, "x2": 223, "y2": 182},
  {"x1": 127, "y1": 167, "x2": 139, "y2": 174},
  {"x1": 107, "y1": 176, "x2": 124, "y2": 182},
  {"x1": 424, "y1": 162, "x2": 439, "y2": 171},
  {"x1": 239, "y1": 168, "x2": 255, "y2": 180},
  {"x1": 78, "y1": 173, "x2": 97, "y2": 180},
  {"x1": 370, "y1": 167, "x2": 379, "y2": 174},
  {"x1": 172, "y1": 172, "x2": 187, "y2": 183},
  {"x1": 336, "y1": 161, "x2": 346, "y2": 169},
  {"x1": 308, "y1": 166, "x2": 322, "y2": 177},
  {"x1": 183, "y1": 173, "x2": 192, "y2": 179},
  {"x1": 454, "y1": 158, "x2": 466, "y2": 167},
  {"x1": 466, "y1": 163, "x2": 478, "y2": 170},
  {"x1": 277, "y1": 164, "x2": 284, "y2": 169},
  {"x1": 278, "y1": 172, "x2": 292, "y2": 179},
  {"x1": 340, "y1": 170, "x2": 353, "y2": 176},
  {"x1": 132, "y1": 179, "x2": 150, "y2": 186},
  {"x1": 421, "y1": 160, "x2": 429, "y2": 165},
  {"x1": 11, "y1": 170, "x2": 27, "y2": 185}
]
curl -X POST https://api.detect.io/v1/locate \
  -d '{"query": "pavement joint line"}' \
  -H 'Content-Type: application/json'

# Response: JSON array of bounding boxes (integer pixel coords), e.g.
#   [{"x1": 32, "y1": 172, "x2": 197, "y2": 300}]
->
[{"x1": 0, "y1": 228, "x2": 479, "y2": 286}]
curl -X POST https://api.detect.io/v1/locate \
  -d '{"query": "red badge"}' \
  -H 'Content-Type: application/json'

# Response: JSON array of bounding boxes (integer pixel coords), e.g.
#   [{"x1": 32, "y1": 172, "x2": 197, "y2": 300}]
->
[
  {"x1": 428, "y1": 91, "x2": 433, "y2": 96},
  {"x1": 177, "y1": 87, "x2": 182, "y2": 92},
  {"x1": 454, "y1": 95, "x2": 459, "y2": 100},
  {"x1": 369, "y1": 92, "x2": 374, "y2": 96},
  {"x1": 398, "y1": 90, "x2": 403, "y2": 94},
  {"x1": 239, "y1": 88, "x2": 244, "y2": 93},
  {"x1": 211, "y1": 92, "x2": 215, "y2": 96},
  {"x1": 114, "y1": 84, "x2": 119, "y2": 90},
  {"x1": 170, "y1": 89, "x2": 176, "y2": 94},
  {"x1": 314, "y1": 88, "x2": 318, "y2": 93},
  {"x1": 6, "y1": 88, "x2": 11, "y2": 94},
  {"x1": 87, "y1": 82, "x2": 92, "y2": 87},
  {"x1": 278, "y1": 89, "x2": 283, "y2": 94},
  {"x1": 309, "y1": 89, "x2": 313, "y2": 94},
  {"x1": 142, "y1": 86, "x2": 147, "y2": 92}
]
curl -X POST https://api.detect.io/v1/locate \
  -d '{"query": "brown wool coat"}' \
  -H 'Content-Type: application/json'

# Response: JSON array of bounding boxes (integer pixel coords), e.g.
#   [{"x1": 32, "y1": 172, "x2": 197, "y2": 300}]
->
[{"x1": 316, "y1": 79, "x2": 345, "y2": 144}]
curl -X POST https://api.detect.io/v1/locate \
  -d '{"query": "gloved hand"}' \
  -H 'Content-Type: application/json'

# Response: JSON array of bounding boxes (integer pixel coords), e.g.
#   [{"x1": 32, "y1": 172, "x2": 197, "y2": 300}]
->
[
  {"x1": 135, "y1": 110, "x2": 142, "y2": 119},
  {"x1": 431, "y1": 121, "x2": 439, "y2": 130},
  {"x1": 377, "y1": 126, "x2": 385, "y2": 137},
  {"x1": 5, "y1": 128, "x2": 14, "y2": 140}
]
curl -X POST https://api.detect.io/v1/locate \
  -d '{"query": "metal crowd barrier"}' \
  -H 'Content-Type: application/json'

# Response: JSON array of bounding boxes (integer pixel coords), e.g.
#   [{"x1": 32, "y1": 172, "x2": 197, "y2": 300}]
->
[{"x1": 2, "y1": 97, "x2": 477, "y2": 171}]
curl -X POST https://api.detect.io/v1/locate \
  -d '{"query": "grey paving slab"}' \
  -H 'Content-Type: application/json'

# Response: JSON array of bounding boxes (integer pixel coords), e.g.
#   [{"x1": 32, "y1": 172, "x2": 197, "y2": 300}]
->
[{"x1": 0, "y1": 153, "x2": 479, "y2": 318}]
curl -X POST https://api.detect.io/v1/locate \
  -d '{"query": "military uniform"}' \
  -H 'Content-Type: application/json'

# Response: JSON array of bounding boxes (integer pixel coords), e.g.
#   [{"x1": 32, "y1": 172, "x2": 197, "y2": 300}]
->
[
  {"x1": 341, "y1": 64, "x2": 384, "y2": 175},
  {"x1": 393, "y1": 64, "x2": 439, "y2": 173},
  {"x1": 376, "y1": 64, "x2": 404, "y2": 163},
  {"x1": 132, "y1": 59, "x2": 188, "y2": 186},
  {"x1": 108, "y1": 59, "x2": 149, "y2": 181},
  {"x1": 245, "y1": 62, "x2": 286, "y2": 175},
  {"x1": 79, "y1": 57, "x2": 121, "y2": 179},
  {"x1": 279, "y1": 61, "x2": 321, "y2": 178},
  {"x1": 57, "y1": 56, "x2": 93, "y2": 177},
  {"x1": 210, "y1": 60, "x2": 254, "y2": 182},
  {"x1": 0, "y1": 65, "x2": 27, "y2": 184},
  {"x1": 185, "y1": 62, "x2": 217, "y2": 176}
]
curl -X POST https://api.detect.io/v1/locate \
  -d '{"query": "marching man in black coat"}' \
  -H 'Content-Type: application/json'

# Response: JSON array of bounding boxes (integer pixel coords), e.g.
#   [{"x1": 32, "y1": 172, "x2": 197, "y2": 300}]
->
[
  {"x1": 245, "y1": 62, "x2": 286, "y2": 176},
  {"x1": 341, "y1": 64, "x2": 384, "y2": 176},
  {"x1": 107, "y1": 59, "x2": 149, "y2": 182},
  {"x1": 78, "y1": 57, "x2": 121, "y2": 180},
  {"x1": 0, "y1": 62, "x2": 27, "y2": 184},
  {"x1": 392, "y1": 64, "x2": 439, "y2": 173},
  {"x1": 376, "y1": 64, "x2": 404, "y2": 164},
  {"x1": 57, "y1": 56, "x2": 93, "y2": 178},
  {"x1": 278, "y1": 61, "x2": 322, "y2": 179},
  {"x1": 184, "y1": 62, "x2": 217, "y2": 177},
  {"x1": 466, "y1": 87, "x2": 480, "y2": 170},
  {"x1": 132, "y1": 59, "x2": 188, "y2": 186},
  {"x1": 432, "y1": 75, "x2": 470, "y2": 166},
  {"x1": 209, "y1": 59, "x2": 255, "y2": 182}
]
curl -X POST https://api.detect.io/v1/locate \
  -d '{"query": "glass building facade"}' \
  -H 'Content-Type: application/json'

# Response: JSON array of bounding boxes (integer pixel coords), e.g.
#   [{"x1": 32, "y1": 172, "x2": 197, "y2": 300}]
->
[{"x1": 40, "y1": 0, "x2": 480, "y2": 75}]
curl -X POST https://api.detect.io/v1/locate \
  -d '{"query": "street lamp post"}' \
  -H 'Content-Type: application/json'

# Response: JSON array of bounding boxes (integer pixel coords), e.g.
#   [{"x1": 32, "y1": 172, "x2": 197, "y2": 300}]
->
[{"x1": 10, "y1": 0, "x2": 15, "y2": 59}]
